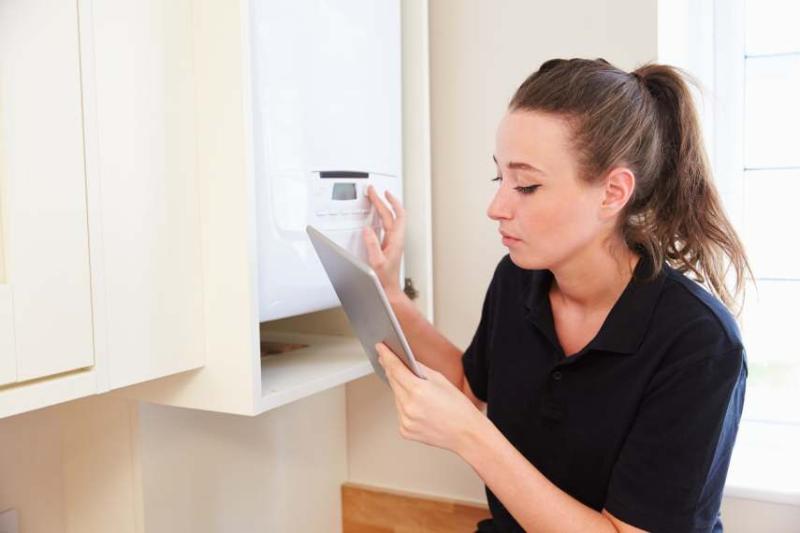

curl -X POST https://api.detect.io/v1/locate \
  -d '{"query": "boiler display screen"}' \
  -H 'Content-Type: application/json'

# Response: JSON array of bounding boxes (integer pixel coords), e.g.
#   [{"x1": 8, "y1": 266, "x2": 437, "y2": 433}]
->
[{"x1": 332, "y1": 183, "x2": 357, "y2": 201}]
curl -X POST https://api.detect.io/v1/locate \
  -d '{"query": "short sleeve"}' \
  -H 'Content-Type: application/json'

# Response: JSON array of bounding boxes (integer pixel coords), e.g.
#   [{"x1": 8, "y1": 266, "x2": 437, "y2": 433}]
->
[
  {"x1": 461, "y1": 261, "x2": 503, "y2": 404},
  {"x1": 604, "y1": 345, "x2": 747, "y2": 532}
]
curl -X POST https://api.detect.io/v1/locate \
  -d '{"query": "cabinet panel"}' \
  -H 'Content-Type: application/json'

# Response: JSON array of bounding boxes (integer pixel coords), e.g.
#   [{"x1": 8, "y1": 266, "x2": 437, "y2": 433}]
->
[
  {"x1": 0, "y1": 287, "x2": 15, "y2": 385},
  {"x1": 1, "y1": 156, "x2": 13, "y2": 385},
  {"x1": 87, "y1": 0, "x2": 205, "y2": 388},
  {"x1": 0, "y1": 0, "x2": 95, "y2": 382}
]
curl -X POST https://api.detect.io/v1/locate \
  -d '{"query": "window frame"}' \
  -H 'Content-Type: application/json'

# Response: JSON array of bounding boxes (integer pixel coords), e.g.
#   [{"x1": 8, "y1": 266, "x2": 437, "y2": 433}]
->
[
  {"x1": 659, "y1": 0, "x2": 800, "y2": 505},
  {"x1": 716, "y1": 0, "x2": 800, "y2": 504}
]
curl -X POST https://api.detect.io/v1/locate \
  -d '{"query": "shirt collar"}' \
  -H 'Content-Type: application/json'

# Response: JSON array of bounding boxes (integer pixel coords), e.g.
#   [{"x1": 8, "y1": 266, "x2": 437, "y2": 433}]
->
[{"x1": 523, "y1": 253, "x2": 669, "y2": 356}]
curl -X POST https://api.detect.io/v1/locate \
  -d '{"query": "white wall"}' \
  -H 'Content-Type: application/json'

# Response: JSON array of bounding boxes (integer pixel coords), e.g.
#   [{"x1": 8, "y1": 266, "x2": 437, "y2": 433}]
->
[
  {"x1": 136, "y1": 386, "x2": 348, "y2": 533},
  {"x1": 0, "y1": 387, "x2": 347, "y2": 533},
  {"x1": 0, "y1": 395, "x2": 142, "y2": 533},
  {"x1": 0, "y1": 406, "x2": 69, "y2": 533}
]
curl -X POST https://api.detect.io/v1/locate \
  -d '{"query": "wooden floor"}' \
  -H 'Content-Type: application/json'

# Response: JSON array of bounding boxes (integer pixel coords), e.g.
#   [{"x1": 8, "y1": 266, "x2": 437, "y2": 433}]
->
[{"x1": 342, "y1": 482, "x2": 491, "y2": 533}]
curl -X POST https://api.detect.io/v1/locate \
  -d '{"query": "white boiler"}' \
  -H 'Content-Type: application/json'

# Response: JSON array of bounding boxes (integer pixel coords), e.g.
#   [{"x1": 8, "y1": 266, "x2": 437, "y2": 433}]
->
[{"x1": 249, "y1": 0, "x2": 403, "y2": 322}]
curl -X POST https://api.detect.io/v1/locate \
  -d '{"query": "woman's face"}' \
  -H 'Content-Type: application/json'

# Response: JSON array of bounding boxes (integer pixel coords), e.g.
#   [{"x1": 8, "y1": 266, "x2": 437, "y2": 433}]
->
[{"x1": 489, "y1": 110, "x2": 610, "y2": 270}]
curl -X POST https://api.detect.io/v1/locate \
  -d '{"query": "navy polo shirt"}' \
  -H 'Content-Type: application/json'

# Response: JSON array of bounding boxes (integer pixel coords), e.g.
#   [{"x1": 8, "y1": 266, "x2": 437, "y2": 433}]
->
[{"x1": 463, "y1": 252, "x2": 748, "y2": 533}]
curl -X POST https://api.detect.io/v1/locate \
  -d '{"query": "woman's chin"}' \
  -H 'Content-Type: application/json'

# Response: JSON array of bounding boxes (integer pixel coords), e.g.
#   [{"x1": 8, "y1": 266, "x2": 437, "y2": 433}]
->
[{"x1": 507, "y1": 249, "x2": 544, "y2": 270}]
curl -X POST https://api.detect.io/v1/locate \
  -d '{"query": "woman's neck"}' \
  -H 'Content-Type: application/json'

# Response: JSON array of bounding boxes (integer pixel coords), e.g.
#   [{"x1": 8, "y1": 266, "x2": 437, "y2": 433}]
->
[{"x1": 548, "y1": 245, "x2": 640, "y2": 314}]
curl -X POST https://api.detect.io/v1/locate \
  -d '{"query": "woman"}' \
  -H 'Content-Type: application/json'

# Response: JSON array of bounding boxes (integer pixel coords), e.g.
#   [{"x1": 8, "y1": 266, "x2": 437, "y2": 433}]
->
[{"x1": 362, "y1": 58, "x2": 751, "y2": 532}]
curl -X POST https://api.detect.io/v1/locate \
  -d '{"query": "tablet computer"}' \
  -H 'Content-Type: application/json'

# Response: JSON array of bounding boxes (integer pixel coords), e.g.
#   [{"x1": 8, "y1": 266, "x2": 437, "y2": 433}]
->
[{"x1": 306, "y1": 224, "x2": 426, "y2": 384}]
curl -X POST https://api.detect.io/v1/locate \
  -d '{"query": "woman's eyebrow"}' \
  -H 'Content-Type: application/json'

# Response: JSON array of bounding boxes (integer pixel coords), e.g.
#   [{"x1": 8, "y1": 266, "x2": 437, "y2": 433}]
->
[{"x1": 492, "y1": 155, "x2": 545, "y2": 174}]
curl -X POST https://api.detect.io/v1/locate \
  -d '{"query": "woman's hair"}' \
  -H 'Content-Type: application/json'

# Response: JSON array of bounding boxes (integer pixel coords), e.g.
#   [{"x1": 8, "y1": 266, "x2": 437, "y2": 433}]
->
[{"x1": 509, "y1": 57, "x2": 754, "y2": 316}]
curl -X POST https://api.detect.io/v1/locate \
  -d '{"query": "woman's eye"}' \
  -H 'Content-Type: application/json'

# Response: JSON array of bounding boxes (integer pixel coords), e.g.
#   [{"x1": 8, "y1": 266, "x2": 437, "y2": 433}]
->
[
  {"x1": 516, "y1": 185, "x2": 540, "y2": 194},
  {"x1": 490, "y1": 176, "x2": 539, "y2": 195}
]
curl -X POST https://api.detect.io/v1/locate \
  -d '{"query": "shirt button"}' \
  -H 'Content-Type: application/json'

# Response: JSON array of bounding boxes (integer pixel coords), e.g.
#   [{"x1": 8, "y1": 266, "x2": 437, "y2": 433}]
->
[{"x1": 552, "y1": 370, "x2": 563, "y2": 381}]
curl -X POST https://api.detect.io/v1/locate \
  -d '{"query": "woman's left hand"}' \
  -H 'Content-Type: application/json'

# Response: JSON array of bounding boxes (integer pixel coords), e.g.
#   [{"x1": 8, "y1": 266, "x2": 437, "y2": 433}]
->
[{"x1": 375, "y1": 342, "x2": 484, "y2": 455}]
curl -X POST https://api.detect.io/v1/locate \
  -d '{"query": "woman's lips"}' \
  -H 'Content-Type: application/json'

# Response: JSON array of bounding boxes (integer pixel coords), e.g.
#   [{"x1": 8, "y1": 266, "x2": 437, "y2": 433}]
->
[{"x1": 500, "y1": 231, "x2": 522, "y2": 246}]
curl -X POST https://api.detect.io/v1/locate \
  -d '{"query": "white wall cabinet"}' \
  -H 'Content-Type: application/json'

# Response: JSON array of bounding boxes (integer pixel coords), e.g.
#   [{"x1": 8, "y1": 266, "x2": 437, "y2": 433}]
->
[
  {"x1": 82, "y1": 0, "x2": 206, "y2": 389},
  {"x1": 0, "y1": 0, "x2": 207, "y2": 417},
  {"x1": 0, "y1": 0, "x2": 95, "y2": 387},
  {"x1": 1, "y1": 0, "x2": 432, "y2": 419}
]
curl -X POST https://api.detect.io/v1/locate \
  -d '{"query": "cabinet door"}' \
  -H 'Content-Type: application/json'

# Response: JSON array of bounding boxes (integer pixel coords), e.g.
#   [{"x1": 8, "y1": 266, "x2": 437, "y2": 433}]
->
[
  {"x1": 0, "y1": 0, "x2": 95, "y2": 383},
  {"x1": 1, "y1": 182, "x2": 13, "y2": 385},
  {"x1": 86, "y1": 0, "x2": 205, "y2": 388},
  {"x1": 0, "y1": 286, "x2": 14, "y2": 386}
]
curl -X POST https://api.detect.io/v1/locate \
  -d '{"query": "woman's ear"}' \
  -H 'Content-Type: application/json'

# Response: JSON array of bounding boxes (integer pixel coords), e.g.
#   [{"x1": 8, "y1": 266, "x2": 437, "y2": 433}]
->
[{"x1": 599, "y1": 166, "x2": 636, "y2": 219}]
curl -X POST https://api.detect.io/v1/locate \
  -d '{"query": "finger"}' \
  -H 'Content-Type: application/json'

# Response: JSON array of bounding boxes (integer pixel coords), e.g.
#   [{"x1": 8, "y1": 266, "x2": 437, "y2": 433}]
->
[
  {"x1": 366, "y1": 185, "x2": 396, "y2": 234},
  {"x1": 414, "y1": 360, "x2": 433, "y2": 379},
  {"x1": 381, "y1": 189, "x2": 407, "y2": 247},
  {"x1": 376, "y1": 343, "x2": 404, "y2": 374},
  {"x1": 383, "y1": 366, "x2": 402, "y2": 395},
  {"x1": 362, "y1": 226, "x2": 386, "y2": 268},
  {"x1": 375, "y1": 343, "x2": 414, "y2": 394},
  {"x1": 384, "y1": 365, "x2": 411, "y2": 406},
  {"x1": 383, "y1": 190, "x2": 406, "y2": 223},
  {"x1": 381, "y1": 192, "x2": 406, "y2": 257},
  {"x1": 378, "y1": 349, "x2": 402, "y2": 392}
]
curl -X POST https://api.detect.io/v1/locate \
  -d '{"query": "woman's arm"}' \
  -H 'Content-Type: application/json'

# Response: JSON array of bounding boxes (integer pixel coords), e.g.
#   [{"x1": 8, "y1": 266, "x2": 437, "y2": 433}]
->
[
  {"x1": 385, "y1": 287, "x2": 485, "y2": 410},
  {"x1": 457, "y1": 413, "x2": 644, "y2": 533},
  {"x1": 375, "y1": 343, "x2": 642, "y2": 532},
  {"x1": 361, "y1": 186, "x2": 485, "y2": 409}
]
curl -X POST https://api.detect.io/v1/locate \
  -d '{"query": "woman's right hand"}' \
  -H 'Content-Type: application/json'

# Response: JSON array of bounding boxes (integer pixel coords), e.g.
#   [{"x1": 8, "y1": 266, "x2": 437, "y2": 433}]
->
[{"x1": 362, "y1": 185, "x2": 406, "y2": 296}]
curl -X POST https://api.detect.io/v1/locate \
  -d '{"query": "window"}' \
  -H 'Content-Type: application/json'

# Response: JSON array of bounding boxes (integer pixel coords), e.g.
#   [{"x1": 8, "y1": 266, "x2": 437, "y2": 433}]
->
[
  {"x1": 661, "y1": 0, "x2": 800, "y2": 503},
  {"x1": 737, "y1": 0, "x2": 800, "y2": 427},
  {"x1": 717, "y1": 0, "x2": 800, "y2": 502}
]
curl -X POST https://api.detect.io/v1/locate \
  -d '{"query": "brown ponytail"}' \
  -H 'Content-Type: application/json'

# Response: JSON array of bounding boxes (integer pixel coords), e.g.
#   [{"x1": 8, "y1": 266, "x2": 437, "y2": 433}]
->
[{"x1": 508, "y1": 58, "x2": 754, "y2": 316}]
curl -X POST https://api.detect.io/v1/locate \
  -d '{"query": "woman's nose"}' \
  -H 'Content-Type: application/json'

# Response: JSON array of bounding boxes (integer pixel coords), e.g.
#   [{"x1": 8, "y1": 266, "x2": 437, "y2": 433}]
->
[{"x1": 487, "y1": 187, "x2": 512, "y2": 221}]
